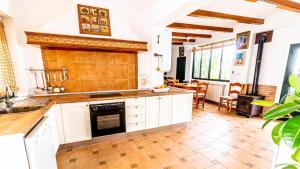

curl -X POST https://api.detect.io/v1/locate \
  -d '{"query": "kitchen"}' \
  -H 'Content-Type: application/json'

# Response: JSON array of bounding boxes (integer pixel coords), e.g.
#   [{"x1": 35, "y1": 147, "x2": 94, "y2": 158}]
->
[{"x1": 1, "y1": 0, "x2": 300, "y2": 169}]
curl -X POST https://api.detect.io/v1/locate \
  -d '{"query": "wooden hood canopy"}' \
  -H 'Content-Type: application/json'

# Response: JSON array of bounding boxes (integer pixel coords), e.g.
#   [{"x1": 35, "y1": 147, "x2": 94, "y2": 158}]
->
[{"x1": 25, "y1": 32, "x2": 148, "y2": 52}]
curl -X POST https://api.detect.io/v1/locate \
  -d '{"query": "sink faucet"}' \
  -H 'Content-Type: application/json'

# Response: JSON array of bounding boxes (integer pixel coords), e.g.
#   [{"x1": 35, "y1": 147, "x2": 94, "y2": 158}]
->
[{"x1": 5, "y1": 85, "x2": 14, "y2": 108}]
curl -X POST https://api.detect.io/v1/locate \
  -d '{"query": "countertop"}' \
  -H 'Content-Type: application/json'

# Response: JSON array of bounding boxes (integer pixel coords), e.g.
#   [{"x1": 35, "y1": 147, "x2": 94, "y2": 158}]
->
[{"x1": 0, "y1": 88, "x2": 193, "y2": 136}]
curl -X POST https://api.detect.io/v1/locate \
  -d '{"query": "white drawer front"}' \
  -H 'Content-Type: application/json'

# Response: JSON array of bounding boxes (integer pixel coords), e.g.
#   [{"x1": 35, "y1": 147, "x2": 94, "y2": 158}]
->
[
  {"x1": 126, "y1": 106, "x2": 145, "y2": 115},
  {"x1": 126, "y1": 121, "x2": 145, "y2": 132},
  {"x1": 126, "y1": 113, "x2": 145, "y2": 123},
  {"x1": 126, "y1": 97, "x2": 145, "y2": 107}
]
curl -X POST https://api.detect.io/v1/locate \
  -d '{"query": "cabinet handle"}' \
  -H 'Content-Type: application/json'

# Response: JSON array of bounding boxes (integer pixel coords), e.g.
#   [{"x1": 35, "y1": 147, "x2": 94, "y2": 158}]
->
[
  {"x1": 135, "y1": 106, "x2": 138, "y2": 108},
  {"x1": 135, "y1": 115, "x2": 138, "y2": 117}
]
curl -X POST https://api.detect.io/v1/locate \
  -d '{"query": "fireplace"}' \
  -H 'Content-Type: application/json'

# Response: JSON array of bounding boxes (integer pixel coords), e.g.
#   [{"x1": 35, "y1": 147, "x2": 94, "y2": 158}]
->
[{"x1": 236, "y1": 31, "x2": 273, "y2": 117}]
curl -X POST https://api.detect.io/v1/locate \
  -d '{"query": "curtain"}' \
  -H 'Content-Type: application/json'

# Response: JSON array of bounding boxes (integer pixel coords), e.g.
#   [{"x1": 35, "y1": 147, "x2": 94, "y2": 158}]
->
[{"x1": 0, "y1": 22, "x2": 15, "y2": 96}]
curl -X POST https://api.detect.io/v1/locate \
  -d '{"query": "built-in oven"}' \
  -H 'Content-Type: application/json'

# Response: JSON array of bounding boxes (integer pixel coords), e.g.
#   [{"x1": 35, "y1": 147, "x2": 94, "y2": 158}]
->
[{"x1": 89, "y1": 102, "x2": 126, "y2": 137}]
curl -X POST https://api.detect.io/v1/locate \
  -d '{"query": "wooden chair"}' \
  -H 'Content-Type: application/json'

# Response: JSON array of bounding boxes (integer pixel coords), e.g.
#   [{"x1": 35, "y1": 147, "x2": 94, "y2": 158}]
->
[
  {"x1": 218, "y1": 82, "x2": 244, "y2": 113},
  {"x1": 192, "y1": 80, "x2": 209, "y2": 109}
]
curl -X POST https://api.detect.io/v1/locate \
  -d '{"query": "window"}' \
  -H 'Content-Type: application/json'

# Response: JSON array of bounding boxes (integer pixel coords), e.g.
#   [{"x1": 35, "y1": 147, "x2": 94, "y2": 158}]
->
[
  {"x1": 0, "y1": 22, "x2": 15, "y2": 96},
  {"x1": 192, "y1": 40, "x2": 235, "y2": 82}
]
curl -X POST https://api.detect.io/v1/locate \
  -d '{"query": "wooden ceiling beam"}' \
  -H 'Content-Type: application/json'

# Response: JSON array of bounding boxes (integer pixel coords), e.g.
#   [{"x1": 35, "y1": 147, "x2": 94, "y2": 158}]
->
[
  {"x1": 188, "y1": 9, "x2": 264, "y2": 25},
  {"x1": 167, "y1": 22, "x2": 233, "y2": 32},
  {"x1": 245, "y1": 0, "x2": 300, "y2": 13},
  {"x1": 172, "y1": 32, "x2": 212, "y2": 38},
  {"x1": 172, "y1": 42, "x2": 184, "y2": 45},
  {"x1": 172, "y1": 38, "x2": 196, "y2": 42}
]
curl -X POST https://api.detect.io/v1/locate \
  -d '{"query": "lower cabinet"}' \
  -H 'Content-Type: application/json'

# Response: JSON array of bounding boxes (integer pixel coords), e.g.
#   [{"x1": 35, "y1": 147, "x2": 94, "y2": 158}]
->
[
  {"x1": 60, "y1": 102, "x2": 91, "y2": 143},
  {"x1": 171, "y1": 94, "x2": 193, "y2": 124},
  {"x1": 158, "y1": 95, "x2": 172, "y2": 127},
  {"x1": 125, "y1": 97, "x2": 146, "y2": 132},
  {"x1": 145, "y1": 95, "x2": 172, "y2": 129}
]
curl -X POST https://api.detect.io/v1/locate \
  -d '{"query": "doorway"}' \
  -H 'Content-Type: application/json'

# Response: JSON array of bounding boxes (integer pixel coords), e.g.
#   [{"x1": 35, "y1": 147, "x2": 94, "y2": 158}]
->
[
  {"x1": 176, "y1": 57, "x2": 186, "y2": 82},
  {"x1": 280, "y1": 43, "x2": 300, "y2": 101}
]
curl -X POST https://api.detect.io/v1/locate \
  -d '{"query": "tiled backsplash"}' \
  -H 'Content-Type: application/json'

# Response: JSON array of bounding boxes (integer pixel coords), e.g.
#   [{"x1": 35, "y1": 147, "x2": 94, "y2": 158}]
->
[{"x1": 42, "y1": 48, "x2": 137, "y2": 92}]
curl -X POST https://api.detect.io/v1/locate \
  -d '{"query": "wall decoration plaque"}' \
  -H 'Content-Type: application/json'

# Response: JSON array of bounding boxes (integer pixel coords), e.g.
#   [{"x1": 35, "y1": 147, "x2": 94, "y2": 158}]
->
[{"x1": 77, "y1": 4, "x2": 111, "y2": 36}]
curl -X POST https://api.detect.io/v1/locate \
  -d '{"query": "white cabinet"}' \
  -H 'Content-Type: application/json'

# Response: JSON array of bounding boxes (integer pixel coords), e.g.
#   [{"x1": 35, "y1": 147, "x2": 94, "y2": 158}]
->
[
  {"x1": 53, "y1": 104, "x2": 65, "y2": 144},
  {"x1": 171, "y1": 94, "x2": 193, "y2": 124},
  {"x1": 44, "y1": 106, "x2": 60, "y2": 152},
  {"x1": 125, "y1": 98, "x2": 146, "y2": 132},
  {"x1": 145, "y1": 95, "x2": 172, "y2": 129},
  {"x1": 61, "y1": 102, "x2": 91, "y2": 143},
  {"x1": 145, "y1": 96, "x2": 159, "y2": 129},
  {"x1": 158, "y1": 95, "x2": 172, "y2": 127}
]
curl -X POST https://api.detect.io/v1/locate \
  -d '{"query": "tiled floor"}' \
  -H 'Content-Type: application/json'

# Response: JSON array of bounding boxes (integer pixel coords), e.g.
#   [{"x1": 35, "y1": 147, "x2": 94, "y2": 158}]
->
[{"x1": 56, "y1": 103, "x2": 276, "y2": 169}]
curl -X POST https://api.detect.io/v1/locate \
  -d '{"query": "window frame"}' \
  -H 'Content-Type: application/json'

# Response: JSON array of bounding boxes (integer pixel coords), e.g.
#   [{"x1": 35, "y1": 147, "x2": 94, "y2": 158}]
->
[{"x1": 192, "y1": 43, "x2": 234, "y2": 82}]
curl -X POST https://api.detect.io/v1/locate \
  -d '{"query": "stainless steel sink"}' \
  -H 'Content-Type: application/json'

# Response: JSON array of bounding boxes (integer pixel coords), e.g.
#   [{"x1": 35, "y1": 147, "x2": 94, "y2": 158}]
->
[{"x1": 0, "y1": 106, "x2": 43, "y2": 114}]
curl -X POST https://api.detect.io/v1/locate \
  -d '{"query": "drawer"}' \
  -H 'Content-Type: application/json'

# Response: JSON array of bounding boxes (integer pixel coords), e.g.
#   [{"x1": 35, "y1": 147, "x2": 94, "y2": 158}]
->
[
  {"x1": 126, "y1": 121, "x2": 145, "y2": 132},
  {"x1": 126, "y1": 113, "x2": 145, "y2": 123},
  {"x1": 126, "y1": 106, "x2": 145, "y2": 115},
  {"x1": 126, "y1": 97, "x2": 145, "y2": 107}
]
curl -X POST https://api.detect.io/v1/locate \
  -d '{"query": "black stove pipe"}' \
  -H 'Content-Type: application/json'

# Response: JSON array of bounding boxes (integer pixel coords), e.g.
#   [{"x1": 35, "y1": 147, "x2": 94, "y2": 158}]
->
[{"x1": 251, "y1": 34, "x2": 267, "y2": 96}]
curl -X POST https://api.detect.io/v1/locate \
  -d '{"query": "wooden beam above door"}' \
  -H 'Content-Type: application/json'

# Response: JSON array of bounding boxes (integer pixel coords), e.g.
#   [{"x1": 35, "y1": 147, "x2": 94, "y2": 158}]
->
[
  {"x1": 167, "y1": 22, "x2": 233, "y2": 32},
  {"x1": 172, "y1": 38, "x2": 196, "y2": 42},
  {"x1": 172, "y1": 32, "x2": 212, "y2": 38},
  {"x1": 172, "y1": 42, "x2": 184, "y2": 45},
  {"x1": 188, "y1": 9, "x2": 264, "y2": 25},
  {"x1": 245, "y1": 0, "x2": 300, "y2": 13}
]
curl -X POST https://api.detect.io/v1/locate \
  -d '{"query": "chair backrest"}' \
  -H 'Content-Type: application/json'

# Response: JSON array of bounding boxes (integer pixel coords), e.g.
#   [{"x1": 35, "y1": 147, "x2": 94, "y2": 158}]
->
[
  {"x1": 228, "y1": 82, "x2": 244, "y2": 96},
  {"x1": 191, "y1": 80, "x2": 209, "y2": 97}
]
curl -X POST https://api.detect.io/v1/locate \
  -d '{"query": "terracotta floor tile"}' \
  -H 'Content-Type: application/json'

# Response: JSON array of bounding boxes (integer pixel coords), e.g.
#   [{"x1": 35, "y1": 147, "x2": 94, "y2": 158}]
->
[{"x1": 57, "y1": 103, "x2": 274, "y2": 169}]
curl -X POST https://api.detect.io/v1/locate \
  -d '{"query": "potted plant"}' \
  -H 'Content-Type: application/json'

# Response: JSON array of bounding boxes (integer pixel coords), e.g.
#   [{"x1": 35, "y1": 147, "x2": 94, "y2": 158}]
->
[{"x1": 252, "y1": 74, "x2": 300, "y2": 169}]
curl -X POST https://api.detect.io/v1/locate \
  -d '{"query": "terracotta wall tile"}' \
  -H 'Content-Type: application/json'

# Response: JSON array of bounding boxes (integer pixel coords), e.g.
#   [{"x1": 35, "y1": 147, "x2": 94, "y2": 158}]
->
[
  {"x1": 62, "y1": 80, "x2": 82, "y2": 92},
  {"x1": 114, "y1": 64, "x2": 128, "y2": 79},
  {"x1": 58, "y1": 63, "x2": 79, "y2": 80},
  {"x1": 95, "y1": 52, "x2": 113, "y2": 64},
  {"x1": 81, "y1": 80, "x2": 98, "y2": 92},
  {"x1": 128, "y1": 64, "x2": 136, "y2": 79},
  {"x1": 98, "y1": 80, "x2": 116, "y2": 90},
  {"x1": 78, "y1": 63, "x2": 97, "y2": 80},
  {"x1": 46, "y1": 50, "x2": 57, "y2": 62},
  {"x1": 42, "y1": 49, "x2": 137, "y2": 92},
  {"x1": 114, "y1": 79, "x2": 129, "y2": 90},
  {"x1": 96, "y1": 64, "x2": 114, "y2": 80},
  {"x1": 113, "y1": 54, "x2": 128, "y2": 64}
]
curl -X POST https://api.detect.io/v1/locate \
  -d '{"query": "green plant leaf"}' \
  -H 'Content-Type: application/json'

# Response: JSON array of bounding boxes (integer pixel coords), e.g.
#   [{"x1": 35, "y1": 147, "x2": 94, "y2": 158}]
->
[
  {"x1": 289, "y1": 74, "x2": 300, "y2": 91},
  {"x1": 251, "y1": 100, "x2": 275, "y2": 107},
  {"x1": 262, "y1": 119, "x2": 273, "y2": 129},
  {"x1": 285, "y1": 94, "x2": 300, "y2": 104},
  {"x1": 264, "y1": 103, "x2": 300, "y2": 120},
  {"x1": 282, "y1": 164, "x2": 298, "y2": 169},
  {"x1": 272, "y1": 122, "x2": 285, "y2": 145},
  {"x1": 282, "y1": 116, "x2": 300, "y2": 148},
  {"x1": 292, "y1": 148, "x2": 300, "y2": 163}
]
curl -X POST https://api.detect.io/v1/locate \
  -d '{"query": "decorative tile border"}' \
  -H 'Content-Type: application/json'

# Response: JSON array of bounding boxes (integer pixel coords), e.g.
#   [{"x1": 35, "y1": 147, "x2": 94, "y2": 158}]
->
[{"x1": 25, "y1": 32, "x2": 148, "y2": 52}]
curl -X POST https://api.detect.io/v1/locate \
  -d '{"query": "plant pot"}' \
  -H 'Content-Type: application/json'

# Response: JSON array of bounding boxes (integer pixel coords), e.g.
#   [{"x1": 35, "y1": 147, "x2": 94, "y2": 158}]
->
[{"x1": 273, "y1": 141, "x2": 297, "y2": 168}]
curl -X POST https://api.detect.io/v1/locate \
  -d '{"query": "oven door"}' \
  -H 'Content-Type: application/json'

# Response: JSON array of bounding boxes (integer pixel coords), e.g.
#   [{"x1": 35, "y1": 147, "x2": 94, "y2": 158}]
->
[{"x1": 90, "y1": 103, "x2": 125, "y2": 137}]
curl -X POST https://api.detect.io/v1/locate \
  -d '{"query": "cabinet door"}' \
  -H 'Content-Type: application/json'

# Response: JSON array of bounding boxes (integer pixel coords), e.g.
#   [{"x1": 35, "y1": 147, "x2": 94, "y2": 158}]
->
[
  {"x1": 53, "y1": 104, "x2": 65, "y2": 145},
  {"x1": 158, "y1": 95, "x2": 172, "y2": 127},
  {"x1": 61, "y1": 102, "x2": 91, "y2": 143},
  {"x1": 172, "y1": 94, "x2": 193, "y2": 124},
  {"x1": 145, "y1": 96, "x2": 159, "y2": 129}
]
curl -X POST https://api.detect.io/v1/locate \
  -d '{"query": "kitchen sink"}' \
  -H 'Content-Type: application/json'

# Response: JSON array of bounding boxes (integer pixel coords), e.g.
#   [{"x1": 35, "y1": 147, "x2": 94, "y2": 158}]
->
[{"x1": 0, "y1": 106, "x2": 43, "y2": 114}]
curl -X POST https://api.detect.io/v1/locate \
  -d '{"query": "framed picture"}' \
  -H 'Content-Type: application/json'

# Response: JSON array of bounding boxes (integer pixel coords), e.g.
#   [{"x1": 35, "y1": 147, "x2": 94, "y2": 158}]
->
[
  {"x1": 236, "y1": 31, "x2": 250, "y2": 50},
  {"x1": 234, "y1": 51, "x2": 246, "y2": 66},
  {"x1": 77, "y1": 4, "x2": 111, "y2": 36}
]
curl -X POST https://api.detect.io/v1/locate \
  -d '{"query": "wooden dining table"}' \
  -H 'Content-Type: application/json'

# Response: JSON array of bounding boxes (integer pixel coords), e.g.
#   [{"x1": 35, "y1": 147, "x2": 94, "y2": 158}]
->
[{"x1": 174, "y1": 83, "x2": 198, "y2": 90}]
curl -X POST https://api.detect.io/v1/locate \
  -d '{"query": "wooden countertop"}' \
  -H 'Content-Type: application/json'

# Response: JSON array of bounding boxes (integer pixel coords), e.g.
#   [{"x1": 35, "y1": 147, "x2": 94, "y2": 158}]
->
[{"x1": 0, "y1": 88, "x2": 192, "y2": 136}]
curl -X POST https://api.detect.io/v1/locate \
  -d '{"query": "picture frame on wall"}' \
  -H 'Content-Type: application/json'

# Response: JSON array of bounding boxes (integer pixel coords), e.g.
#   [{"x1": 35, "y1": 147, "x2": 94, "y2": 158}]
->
[
  {"x1": 234, "y1": 51, "x2": 246, "y2": 66},
  {"x1": 236, "y1": 31, "x2": 250, "y2": 50},
  {"x1": 77, "y1": 4, "x2": 111, "y2": 36}
]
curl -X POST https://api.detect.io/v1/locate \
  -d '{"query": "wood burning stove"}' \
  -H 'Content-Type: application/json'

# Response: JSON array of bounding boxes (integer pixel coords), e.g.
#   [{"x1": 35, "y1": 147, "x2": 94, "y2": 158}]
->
[{"x1": 236, "y1": 31, "x2": 273, "y2": 117}]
